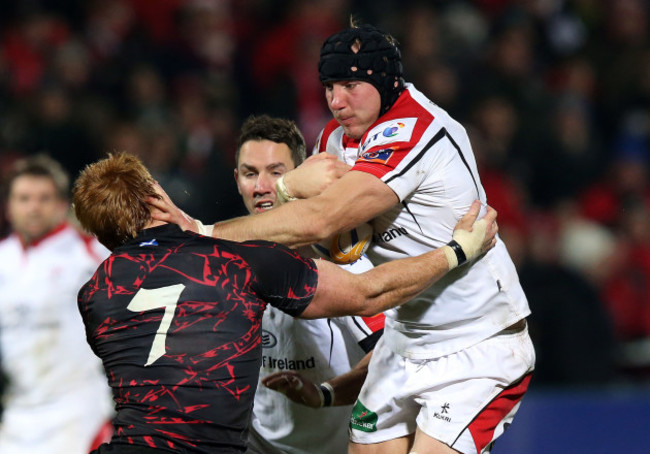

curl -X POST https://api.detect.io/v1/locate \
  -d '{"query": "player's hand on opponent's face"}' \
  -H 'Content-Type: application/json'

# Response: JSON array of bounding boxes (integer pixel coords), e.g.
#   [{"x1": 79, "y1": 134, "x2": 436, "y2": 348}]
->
[
  {"x1": 262, "y1": 371, "x2": 322, "y2": 408},
  {"x1": 284, "y1": 152, "x2": 351, "y2": 199},
  {"x1": 147, "y1": 182, "x2": 199, "y2": 233}
]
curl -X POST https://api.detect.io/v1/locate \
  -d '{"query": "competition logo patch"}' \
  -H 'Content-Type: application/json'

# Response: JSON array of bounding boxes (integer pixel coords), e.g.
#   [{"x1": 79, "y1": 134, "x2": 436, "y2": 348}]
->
[
  {"x1": 359, "y1": 117, "x2": 417, "y2": 153},
  {"x1": 359, "y1": 148, "x2": 395, "y2": 164},
  {"x1": 350, "y1": 401, "x2": 378, "y2": 432}
]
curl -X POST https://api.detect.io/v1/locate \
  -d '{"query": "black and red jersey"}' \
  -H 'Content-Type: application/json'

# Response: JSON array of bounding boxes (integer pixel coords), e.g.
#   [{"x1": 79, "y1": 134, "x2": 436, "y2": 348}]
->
[{"x1": 78, "y1": 224, "x2": 318, "y2": 453}]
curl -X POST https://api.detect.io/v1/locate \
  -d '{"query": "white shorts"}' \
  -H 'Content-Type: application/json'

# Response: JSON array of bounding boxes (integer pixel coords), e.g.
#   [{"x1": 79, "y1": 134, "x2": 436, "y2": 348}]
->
[{"x1": 349, "y1": 322, "x2": 535, "y2": 454}]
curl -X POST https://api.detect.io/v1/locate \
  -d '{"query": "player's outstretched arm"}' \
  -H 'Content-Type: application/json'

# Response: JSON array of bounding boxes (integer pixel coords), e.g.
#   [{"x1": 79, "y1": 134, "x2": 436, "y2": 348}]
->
[
  {"x1": 150, "y1": 168, "x2": 398, "y2": 247},
  {"x1": 301, "y1": 201, "x2": 497, "y2": 319},
  {"x1": 262, "y1": 351, "x2": 372, "y2": 408}
]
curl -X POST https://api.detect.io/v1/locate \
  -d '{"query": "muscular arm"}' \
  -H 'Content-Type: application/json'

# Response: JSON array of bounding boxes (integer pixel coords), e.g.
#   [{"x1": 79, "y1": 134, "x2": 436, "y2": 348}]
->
[
  {"x1": 147, "y1": 168, "x2": 394, "y2": 247},
  {"x1": 300, "y1": 201, "x2": 496, "y2": 319},
  {"x1": 213, "y1": 170, "x2": 397, "y2": 247},
  {"x1": 300, "y1": 244, "x2": 449, "y2": 319}
]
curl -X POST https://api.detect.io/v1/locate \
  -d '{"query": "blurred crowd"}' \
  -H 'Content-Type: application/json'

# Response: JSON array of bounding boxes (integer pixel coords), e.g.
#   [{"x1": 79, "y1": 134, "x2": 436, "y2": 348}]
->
[{"x1": 1, "y1": 0, "x2": 650, "y2": 388}]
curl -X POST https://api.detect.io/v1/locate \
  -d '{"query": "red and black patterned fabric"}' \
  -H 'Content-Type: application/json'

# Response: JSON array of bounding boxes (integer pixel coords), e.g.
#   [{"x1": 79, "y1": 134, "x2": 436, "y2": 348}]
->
[{"x1": 79, "y1": 224, "x2": 318, "y2": 454}]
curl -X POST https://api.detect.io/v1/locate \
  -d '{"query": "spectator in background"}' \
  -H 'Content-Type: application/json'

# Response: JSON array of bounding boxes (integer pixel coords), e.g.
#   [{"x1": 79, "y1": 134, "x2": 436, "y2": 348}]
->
[
  {"x1": 587, "y1": 0, "x2": 649, "y2": 139},
  {"x1": 528, "y1": 54, "x2": 606, "y2": 210},
  {"x1": 466, "y1": 103, "x2": 529, "y2": 266},
  {"x1": 527, "y1": 95, "x2": 606, "y2": 209},
  {"x1": 249, "y1": 0, "x2": 346, "y2": 146},
  {"x1": 517, "y1": 209, "x2": 619, "y2": 386},
  {"x1": 26, "y1": 85, "x2": 97, "y2": 180},
  {"x1": 602, "y1": 198, "x2": 650, "y2": 379},
  {"x1": 586, "y1": 137, "x2": 650, "y2": 379},
  {"x1": 0, "y1": 10, "x2": 70, "y2": 96},
  {"x1": 0, "y1": 154, "x2": 113, "y2": 453},
  {"x1": 464, "y1": 6, "x2": 552, "y2": 179}
]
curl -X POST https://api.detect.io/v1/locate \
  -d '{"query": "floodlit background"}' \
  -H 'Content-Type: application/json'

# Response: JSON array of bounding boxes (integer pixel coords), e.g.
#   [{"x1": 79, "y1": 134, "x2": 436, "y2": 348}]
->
[{"x1": 1, "y1": 1, "x2": 650, "y2": 451}]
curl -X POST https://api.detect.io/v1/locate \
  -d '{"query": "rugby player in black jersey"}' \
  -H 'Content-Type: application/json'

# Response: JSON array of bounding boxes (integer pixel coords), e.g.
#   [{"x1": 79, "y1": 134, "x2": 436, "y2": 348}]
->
[{"x1": 72, "y1": 152, "x2": 497, "y2": 454}]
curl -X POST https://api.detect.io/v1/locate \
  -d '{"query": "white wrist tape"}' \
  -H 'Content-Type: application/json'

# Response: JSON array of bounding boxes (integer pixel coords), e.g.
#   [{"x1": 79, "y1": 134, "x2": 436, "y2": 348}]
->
[
  {"x1": 443, "y1": 218, "x2": 487, "y2": 269},
  {"x1": 275, "y1": 175, "x2": 297, "y2": 204},
  {"x1": 195, "y1": 219, "x2": 214, "y2": 237},
  {"x1": 442, "y1": 242, "x2": 462, "y2": 269}
]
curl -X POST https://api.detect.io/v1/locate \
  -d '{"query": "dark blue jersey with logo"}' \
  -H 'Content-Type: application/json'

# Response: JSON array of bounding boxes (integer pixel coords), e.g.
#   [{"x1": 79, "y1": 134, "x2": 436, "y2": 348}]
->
[{"x1": 78, "y1": 224, "x2": 318, "y2": 453}]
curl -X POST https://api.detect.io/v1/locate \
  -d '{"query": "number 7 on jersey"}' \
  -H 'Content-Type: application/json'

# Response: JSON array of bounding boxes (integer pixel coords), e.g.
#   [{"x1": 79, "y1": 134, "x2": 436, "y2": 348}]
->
[{"x1": 127, "y1": 284, "x2": 186, "y2": 366}]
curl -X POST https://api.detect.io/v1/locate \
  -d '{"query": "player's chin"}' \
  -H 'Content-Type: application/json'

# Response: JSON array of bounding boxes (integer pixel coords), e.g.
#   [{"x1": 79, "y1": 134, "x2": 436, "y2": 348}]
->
[{"x1": 342, "y1": 125, "x2": 364, "y2": 140}]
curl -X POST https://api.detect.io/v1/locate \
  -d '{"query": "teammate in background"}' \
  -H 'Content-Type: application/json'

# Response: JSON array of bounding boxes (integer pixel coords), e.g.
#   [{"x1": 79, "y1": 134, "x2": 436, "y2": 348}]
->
[
  {"x1": 232, "y1": 115, "x2": 384, "y2": 454},
  {"x1": 151, "y1": 20, "x2": 535, "y2": 454},
  {"x1": 0, "y1": 154, "x2": 113, "y2": 454},
  {"x1": 73, "y1": 151, "x2": 496, "y2": 454}
]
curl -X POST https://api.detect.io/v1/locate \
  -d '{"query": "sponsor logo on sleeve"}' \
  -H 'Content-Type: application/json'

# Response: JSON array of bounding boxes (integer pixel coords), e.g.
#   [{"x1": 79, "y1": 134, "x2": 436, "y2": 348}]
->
[{"x1": 359, "y1": 117, "x2": 417, "y2": 153}]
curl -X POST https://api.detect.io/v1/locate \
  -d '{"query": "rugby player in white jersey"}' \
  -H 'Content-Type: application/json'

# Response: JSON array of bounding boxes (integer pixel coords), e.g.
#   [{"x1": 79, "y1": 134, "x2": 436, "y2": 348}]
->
[
  {"x1": 232, "y1": 114, "x2": 384, "y2": 454},
  {"x1": 0, "y1": 154, "x2": 113, "y2": 454},
  {"x1": 151, "y1": 21, "x2": 534, "y2": 454}
]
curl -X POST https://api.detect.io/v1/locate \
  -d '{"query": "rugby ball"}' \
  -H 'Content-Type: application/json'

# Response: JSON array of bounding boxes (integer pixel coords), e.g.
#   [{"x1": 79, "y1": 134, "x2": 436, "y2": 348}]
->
[{"x1": 311, "y1": 222, "x2": 373, "y2": 264}]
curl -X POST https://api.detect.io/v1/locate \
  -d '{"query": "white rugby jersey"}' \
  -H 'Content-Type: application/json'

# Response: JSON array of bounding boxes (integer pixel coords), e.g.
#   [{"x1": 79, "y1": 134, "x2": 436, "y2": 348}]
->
[
  {"x1": 0, "y1": 223, "x2": 114, "y2": 453},
  {"x1": 314, "y1": 83, "x2": 530, "y2": 359},
  {"x1": 249, "y1": 255, "x2": 384, "y2": 454}
]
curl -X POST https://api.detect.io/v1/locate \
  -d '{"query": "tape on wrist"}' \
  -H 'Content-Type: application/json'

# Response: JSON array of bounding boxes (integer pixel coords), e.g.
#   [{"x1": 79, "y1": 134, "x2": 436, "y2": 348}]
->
[
  {"x1": 319, "y1": 382, "x2": 334, "y2": 407},
  {"x1": 275, "y1": 175, "x2": 297, "y2": 203},
  {"x1": 195, "y1": 219, "x2": 214, "y2": 237},
  {"x1": 444, "y1": 239, "x2": 467, "y2": 269}
]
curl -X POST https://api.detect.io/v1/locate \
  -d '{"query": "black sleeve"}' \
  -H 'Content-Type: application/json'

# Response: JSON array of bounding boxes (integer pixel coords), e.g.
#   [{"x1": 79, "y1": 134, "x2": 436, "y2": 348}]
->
[{"x1": 234, "y1": 240, "x2": 319, "y2": 317}]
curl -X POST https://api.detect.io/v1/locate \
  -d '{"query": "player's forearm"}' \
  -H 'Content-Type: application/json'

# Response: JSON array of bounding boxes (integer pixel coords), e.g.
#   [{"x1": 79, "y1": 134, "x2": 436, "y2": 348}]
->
[
  {"x1": 326, "y1": 351, "x2": 372, "y2": 406},
  {"x1": 211, "y1": 197, "x2": 344, "y2": 247},
  {"x1": 306, "y1": 246, "x2": 454, "y2": 319},
  {"x1": 212, "y1": 171, "x2": 397, "y2": 246},
  {"x1": 356, "y1": 249, "x2": 450, "y2": 317},
  {"x1": 358, "y1": 208, "x2": 492, "y2": 316}
]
